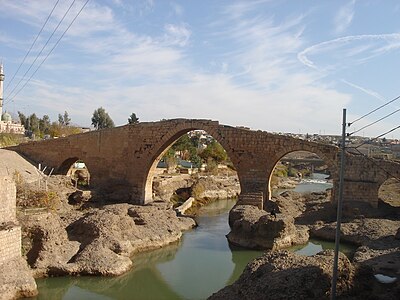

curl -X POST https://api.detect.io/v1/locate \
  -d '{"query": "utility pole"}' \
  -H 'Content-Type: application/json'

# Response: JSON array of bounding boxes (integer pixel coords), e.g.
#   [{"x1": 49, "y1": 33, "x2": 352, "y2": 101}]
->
[{"x1": 331, "y1": 108, "x2": 347, "y2": 299}]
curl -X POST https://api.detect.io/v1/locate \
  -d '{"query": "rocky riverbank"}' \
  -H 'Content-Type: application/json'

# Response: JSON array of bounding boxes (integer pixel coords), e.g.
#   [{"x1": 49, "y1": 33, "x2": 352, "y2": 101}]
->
[
  {"x1": 20, "y1": 202, "x2": 195, "y2": 277},
  {"x1": 220, "y1": 189, "x2": 400, "y2": 299},
  {"x1": 209, "y1": 250, "x2": 355, "y2": 300}
]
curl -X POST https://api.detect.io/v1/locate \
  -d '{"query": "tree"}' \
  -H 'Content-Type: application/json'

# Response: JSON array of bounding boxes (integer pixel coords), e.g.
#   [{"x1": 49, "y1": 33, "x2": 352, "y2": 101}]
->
[
  {"x1": 63, "y1": 111, "x2": 71, "y2": 126},
  {"x1": 199, "y1": 140, "x2": 227, "y2": 163},
  {"x1": 128, "y1": 113, "x2": 139, "y2": 124},
  {"x1": 28, "y1": 113, "x2": 39, "y2": 135},
  {"x1": 91, "y1": 107, "x2": 115, "y2": 130},
  {"x1": 58, "y1": 113, "x2": 64, "y2": 126},
  {"x1": 39, "y1": 115, "x2": 51, "y2": 135},
  {"x1": 18, "y1": 111, "x2": 27, "y2": 128},
  {"x1": 57, "y1": 111, "x2": 71, "y2": 126}
]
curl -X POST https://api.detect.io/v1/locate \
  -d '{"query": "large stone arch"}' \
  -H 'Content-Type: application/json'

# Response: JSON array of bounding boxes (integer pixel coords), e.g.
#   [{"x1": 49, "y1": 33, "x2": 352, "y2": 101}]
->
[{"x1": 140, "y1": 122, "x2": 240, "y2": 204}]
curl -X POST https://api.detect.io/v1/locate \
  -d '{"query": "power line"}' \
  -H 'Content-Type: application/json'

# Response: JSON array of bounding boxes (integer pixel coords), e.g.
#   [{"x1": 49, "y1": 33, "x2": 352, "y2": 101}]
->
[
  {"x1": 4, "y1": 0, "x2": 77, "y2": 102},
  {"x1": 350, "y1": 94, "x2": 400, "y2": 125},
  {"x1": 348, "y1": 106, "x2": 400, "y2": 136},
  {"x1": 4, "y1": 0, "x2": 90, "y2": 105},
  {"x1": 349, "y1": 124, "x2": 400, "y2": 150},
  {"x1": 4, "y1": 0, "x2": 61, "y2": 93}
]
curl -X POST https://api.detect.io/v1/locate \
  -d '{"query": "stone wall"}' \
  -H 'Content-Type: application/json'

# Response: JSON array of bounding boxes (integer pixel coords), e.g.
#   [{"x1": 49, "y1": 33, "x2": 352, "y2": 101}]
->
[
  {"x1": 0, "y1": 176, "x2": 21, "y2": 264},
  {"x1": 0, "y1": 227, "x2": 21, "y2": 264},
  {"x1": 0, "y1": 176, "x2": 17, "y2": 223}
]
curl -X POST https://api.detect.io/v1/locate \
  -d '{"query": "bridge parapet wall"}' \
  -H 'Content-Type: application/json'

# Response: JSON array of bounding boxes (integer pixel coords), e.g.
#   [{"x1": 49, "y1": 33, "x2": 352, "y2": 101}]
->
[{"x1": 0, "y1": 176, "x2": 21, "y2": 265}]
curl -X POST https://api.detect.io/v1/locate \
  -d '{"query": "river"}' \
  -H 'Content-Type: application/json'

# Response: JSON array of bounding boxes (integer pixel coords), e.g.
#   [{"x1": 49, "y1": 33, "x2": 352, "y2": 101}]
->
[{"x1": 32, "y1": 173, "x2": 351, "y2": 300}]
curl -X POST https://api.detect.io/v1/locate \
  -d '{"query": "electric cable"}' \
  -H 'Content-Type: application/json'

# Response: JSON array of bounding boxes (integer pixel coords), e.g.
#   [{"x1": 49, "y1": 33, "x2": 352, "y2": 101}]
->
[
  {"x1": 4, "y1": 0, "x2": 90, "y2": 105},
  {"x1": 348, "y1": 125, "x2": 400, "y2": 150},
  {"x1": 4, "y1": 0, "x2": 77, "y2": 103},
  {"x1": 350, "y1": 94, "x2": 400, "y2": 125},
  {"x1": 348, "y1": 107, "x2": 400, "y2": 136},
  {"x1": 4, "y1": 0, "x2": 61, "y2": 93}
]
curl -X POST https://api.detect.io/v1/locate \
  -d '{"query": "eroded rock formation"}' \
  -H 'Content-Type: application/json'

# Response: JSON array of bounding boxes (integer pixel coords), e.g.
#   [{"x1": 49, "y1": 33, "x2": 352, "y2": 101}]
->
[{"x1": 208, "y1": 250, "x2": 354, "y2": 300}]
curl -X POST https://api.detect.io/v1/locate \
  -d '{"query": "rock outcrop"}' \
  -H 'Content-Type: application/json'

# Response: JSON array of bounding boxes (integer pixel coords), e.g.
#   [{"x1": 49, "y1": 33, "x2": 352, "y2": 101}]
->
[
  {"x1": 311, "y1": 218, "x2": 400, "y2": 277},
  {"x1": 22, "y1": 202, "x2": 196, "y2": 277},
  {"x1": 227, "y1": 205, "x2": 308, "y2": 250},
  {"x1": 208, "y1": 250, "x2": 354, "y2": 300},
  {"x1": 152, "y1": 173, "x2": 240, "y2": 202},
  {"x1": 191, "y1": 175, "x2": 240, "y2": 200}
]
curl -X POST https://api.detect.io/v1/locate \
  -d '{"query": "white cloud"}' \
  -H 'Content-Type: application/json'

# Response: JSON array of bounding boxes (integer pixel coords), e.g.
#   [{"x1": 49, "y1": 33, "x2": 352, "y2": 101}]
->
[
  {"x1": 341, "y1": 79, "x2": 386, "y2": 103},
  {"x1": 334, "y1": 0, "x2": 356, "y2": 34},
  {"x1": 10, "y1": 0, "x2": 395, "y2": 136},
  {"x1": 298, "y1": 33, "x2": 400, "y2": 72},
  {"x1": 164, "y1": 23, "x2": 191, "y2": 47}
]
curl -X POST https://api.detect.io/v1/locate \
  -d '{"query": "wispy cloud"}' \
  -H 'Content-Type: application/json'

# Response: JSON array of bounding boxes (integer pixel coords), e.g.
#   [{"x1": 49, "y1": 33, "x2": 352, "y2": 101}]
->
[
  {"x1": 164, "y1": 23, "x2": 191, "y2": 47},
  {"x1": 8, "y1": 0, "x2": 399, "y2": 137},
  {"x1": 298, "y1": 33, "x2": 400, "y2": 72},
  {"x1": 341, "y1": 79, "x2": 386, "y2": 102},
  {"x1": 334, "y1": 0, "x2": 356, "y2": 34}
]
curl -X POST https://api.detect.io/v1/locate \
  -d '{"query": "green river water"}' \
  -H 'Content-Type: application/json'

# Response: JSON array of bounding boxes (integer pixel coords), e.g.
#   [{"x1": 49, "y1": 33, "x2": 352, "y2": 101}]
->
[{"x1": 31, "y1": 176, "x2": 354, "y2": 300}]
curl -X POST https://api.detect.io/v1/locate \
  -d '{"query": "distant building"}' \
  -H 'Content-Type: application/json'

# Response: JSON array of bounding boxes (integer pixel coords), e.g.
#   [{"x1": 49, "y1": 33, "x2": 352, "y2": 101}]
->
[{"x1": 0, "y1": 64, "x2": 25, "y2": 134}]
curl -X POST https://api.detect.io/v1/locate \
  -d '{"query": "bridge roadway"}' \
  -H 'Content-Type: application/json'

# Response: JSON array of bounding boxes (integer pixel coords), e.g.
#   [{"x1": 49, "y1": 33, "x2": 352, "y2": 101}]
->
[{"x1": 8, "y1": 119, "x2": 400, "y2": 208}]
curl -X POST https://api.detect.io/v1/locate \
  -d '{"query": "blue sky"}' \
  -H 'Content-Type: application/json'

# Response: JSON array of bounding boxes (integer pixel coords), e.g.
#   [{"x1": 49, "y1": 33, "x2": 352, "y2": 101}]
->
[{"x1": 1, "y1": 0, "x2": 400, "y2": 138}]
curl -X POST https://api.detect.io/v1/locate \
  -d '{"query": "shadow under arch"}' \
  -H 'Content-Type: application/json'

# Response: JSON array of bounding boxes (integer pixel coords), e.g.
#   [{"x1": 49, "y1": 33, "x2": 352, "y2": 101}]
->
[
  {"x1": 57, "y1": 157, "x2": 80, "y2": 175},
  {"x1": 267, "y1": 149, "x2": 338, "y2": 203},
  {"x1": 141, "y1": 126, "x2": 240, "y2": 204}
]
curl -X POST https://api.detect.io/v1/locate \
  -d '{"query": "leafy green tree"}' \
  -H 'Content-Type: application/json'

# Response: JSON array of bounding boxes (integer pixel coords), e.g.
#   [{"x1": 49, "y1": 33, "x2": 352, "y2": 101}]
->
[
  {"x1": 58, "y1": 113, "x2": 64, "y2": 126},
  {"x1": 91, "y1": 107, "x2": 115, "y2": 130},
  {"x1": 39, "y1": 115, "x2": 51, "y2": 134},
  {"x1": 18, "y1": 111, "x2": 27, "y2": 128},
  {"x1": 28, "y1": 113, "x2": 39, "y2": 134},
  {"x1": 128, "y1": 113, "x2": 139, "y2": 124},
  {"x1": 63, "y1": 111, "x2": 71, "y2": 126},
  {"x1": 200, "y1": 140, "x2": 227, "y2": 163},
  {"x1": 163, "y1": 148, "x2": 177, "y2": 172},
  {"x1": 189, "y1": 152, "x2": 202, "y2": 168},
  {"x1": 172, "y1": 135, "x2": 193, "y2": 152}
]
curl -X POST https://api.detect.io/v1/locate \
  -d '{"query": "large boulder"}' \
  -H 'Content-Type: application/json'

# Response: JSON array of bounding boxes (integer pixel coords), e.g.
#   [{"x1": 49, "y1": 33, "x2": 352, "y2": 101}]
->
[
  {"x1": 227, "y1": 205, "x2": 308, "y2": 250},
  {"x1": 208, "y1": 250, "x2": 354, "y2": 300}
]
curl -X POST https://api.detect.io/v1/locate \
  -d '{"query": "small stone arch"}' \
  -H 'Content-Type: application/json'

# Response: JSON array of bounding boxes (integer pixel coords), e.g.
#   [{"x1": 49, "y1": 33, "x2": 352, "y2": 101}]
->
[
  {"x1": 57, "y1": 157, "x2": 91, "y2": 188},
  {"x1": 141, "y1": 124, "x2": 239, "y2": 204},
  {"x1": 266, "y1": 146, "x2": 338, "y2": 202}
]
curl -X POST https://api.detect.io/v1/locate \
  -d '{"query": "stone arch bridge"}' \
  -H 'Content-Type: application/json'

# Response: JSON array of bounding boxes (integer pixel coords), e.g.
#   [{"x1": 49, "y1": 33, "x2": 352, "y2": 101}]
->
[{"x1": 9, "y1": 119, "x2": 400, "y2": 208}]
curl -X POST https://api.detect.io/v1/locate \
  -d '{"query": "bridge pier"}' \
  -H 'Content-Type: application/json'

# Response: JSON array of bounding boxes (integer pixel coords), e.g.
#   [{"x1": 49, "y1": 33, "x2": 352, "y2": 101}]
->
[{"x1": 333, "y1": 180, "x2": 380, "y2": 208}]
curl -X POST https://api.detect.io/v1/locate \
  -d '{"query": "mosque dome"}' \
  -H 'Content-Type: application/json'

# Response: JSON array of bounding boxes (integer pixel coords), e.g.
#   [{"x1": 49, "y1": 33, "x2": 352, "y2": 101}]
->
[{"x1": 1, "y1": 112, "x2": 12, "y2": 122}]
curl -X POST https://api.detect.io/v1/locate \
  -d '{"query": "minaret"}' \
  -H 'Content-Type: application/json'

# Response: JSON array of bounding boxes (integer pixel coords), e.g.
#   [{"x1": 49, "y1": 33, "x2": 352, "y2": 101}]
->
[{"x1": 0, "y1": 63, "x2": 4, "y2": 119}]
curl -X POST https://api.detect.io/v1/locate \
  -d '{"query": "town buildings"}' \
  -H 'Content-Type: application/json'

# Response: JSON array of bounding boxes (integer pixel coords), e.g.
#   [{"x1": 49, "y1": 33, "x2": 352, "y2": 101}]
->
[{"x1": 0, "y1": 64, "x2": 25, "y2": 134}]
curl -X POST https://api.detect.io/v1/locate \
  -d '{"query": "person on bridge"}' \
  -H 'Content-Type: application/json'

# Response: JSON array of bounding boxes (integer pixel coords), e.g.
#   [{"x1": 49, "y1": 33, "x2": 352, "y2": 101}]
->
[{"x1": 271, "y1": 208, "x2": 277, "y2": 219}]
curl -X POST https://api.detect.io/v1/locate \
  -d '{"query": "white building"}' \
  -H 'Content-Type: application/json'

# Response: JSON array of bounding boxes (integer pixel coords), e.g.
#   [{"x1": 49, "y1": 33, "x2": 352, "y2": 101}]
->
[{"x1": 0, "y1": 64, "x2": 25, "y2": 134}]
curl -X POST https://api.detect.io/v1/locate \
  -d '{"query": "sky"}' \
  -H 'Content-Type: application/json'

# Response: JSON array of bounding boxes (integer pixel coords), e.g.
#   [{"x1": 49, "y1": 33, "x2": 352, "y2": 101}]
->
[{"x1": 1, "y1": 0, "x2": 400, "y2": 138}]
